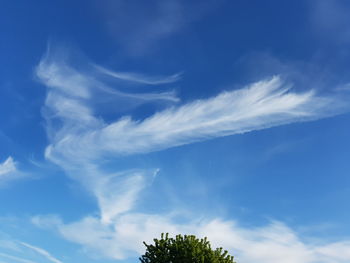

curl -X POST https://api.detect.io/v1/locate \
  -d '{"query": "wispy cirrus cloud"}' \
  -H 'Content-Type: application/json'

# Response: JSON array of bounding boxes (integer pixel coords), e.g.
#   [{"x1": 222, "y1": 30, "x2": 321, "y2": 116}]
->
[
  {"x1": 0, "y1": 240, "x2": 62, "y2": 263},
  {"x1": 34, "y1": 44, "x2": 350, "y2": 261},
  {"x1": 0, "y1": 157, "x2": 16, "y2": 177},
  {"x1": 90, "y1": 168, "x2": 158, "y2": 224},
  {"x1": 0, "y1": 156, "x2": 26, "y2": 185},
  {"x1": 43, "y1": 75, "x2": 346, "y2": 163},
  {"x1": 94, "y1": 65, "x2": 182, "y2": 85},
  {"x1": 19, "y1": 242, "x2": 63, "y2": 263},
  {"x1": 36, "y1": 45, "x2": 180, "y2": 110}
]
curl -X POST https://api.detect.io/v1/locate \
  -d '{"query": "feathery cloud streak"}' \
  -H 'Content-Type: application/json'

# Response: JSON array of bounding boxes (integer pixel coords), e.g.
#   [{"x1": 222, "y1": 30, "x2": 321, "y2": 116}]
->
[
  {"x1": 36, "y1": 45, "x2": 180, "y2": 109},
  {"x1": 95, "y1": 65, "x2": 182, "y2": 85},
  {"x1": 0, "y1": 240, "x2": 62, "y2": 263},
  {"x1": 19, "y1": 242, "x2": 63, "y2": 263},
  {"x1": 0, "y1": 157, "x2": 26, "y2": 185},
  {"x1": 40, "y1": 69, "x2": 343, "y2": 163},
  {"x1": 0, "y1": 157, "x2": 16, "y2": 177}
]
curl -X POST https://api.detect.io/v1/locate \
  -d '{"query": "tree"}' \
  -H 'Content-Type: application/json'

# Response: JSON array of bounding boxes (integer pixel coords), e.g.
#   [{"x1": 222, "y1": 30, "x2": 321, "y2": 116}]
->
[{"x1": 139, "y1": 233, "x2": 236, "y2": 263}]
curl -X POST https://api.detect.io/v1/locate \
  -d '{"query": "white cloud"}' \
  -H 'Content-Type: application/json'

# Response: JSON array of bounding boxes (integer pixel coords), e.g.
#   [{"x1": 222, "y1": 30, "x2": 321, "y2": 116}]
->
[
  {"x1": 19, "y1": 242, "x2": 63, "y2": 263},
  {"x1": 36, "y1": 45, "x2": 180, "y2": 111},
  {"x1": 0, "y1": 240, "x2": 63, "y2": 263},
  {"x1": 315, "y1": 241, "x2": 350, "y2": 261},
  {"x1": 43, "y1": 75, "x2": 345, "y2": 164},
  {"x1": 0, "y1": 156, "x2": 27, "y2": 186},
  {"x1": 0, "y1": 157, "x2": 16, "y2": 177},
  {"x1": 31, "y1": 215, "x2": 63, "y2": 230},
  {"x1": 33, "y1": 213, "x2": 350, "y2": 263},
  {"x1": 0, "y1": 157, "x2": 30, "y2": 186},
  {"x1": 92, "y1": 169, "x2": 158, "y2": 224},
  {"x1": 0, "y1": 226, "x2": 62, "y2": 263},
  {"x1": 95, "y1": 65, "x2": 182, "y2": 85},
  {"x1": 34, "y1": 45, "x2": 350, "y2": 262}
]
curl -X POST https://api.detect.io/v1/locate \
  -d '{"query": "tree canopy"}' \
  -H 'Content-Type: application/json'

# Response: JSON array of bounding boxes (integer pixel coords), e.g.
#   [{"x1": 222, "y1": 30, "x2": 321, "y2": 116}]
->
[{"x1": 139, "y1": 233, "x2": 236, "y2": 263}]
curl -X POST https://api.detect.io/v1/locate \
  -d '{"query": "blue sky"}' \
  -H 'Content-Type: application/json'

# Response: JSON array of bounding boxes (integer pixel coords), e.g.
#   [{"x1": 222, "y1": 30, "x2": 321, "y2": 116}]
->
[{"x1": 1, "y1": 0, "x2": 350, "y2": 262}]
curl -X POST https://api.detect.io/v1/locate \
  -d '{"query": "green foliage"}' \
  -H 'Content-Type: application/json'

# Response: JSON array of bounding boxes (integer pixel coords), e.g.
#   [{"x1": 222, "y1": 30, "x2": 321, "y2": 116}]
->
[{"x1": 139, "y1": 233, "x2": 236, "y2": 263}]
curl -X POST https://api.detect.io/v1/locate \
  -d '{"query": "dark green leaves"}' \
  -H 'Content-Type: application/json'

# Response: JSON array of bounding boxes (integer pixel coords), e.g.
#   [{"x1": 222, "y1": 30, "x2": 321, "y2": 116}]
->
[{"x1": 139, "y1": 233, "x2": 236, "y2": 263}]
